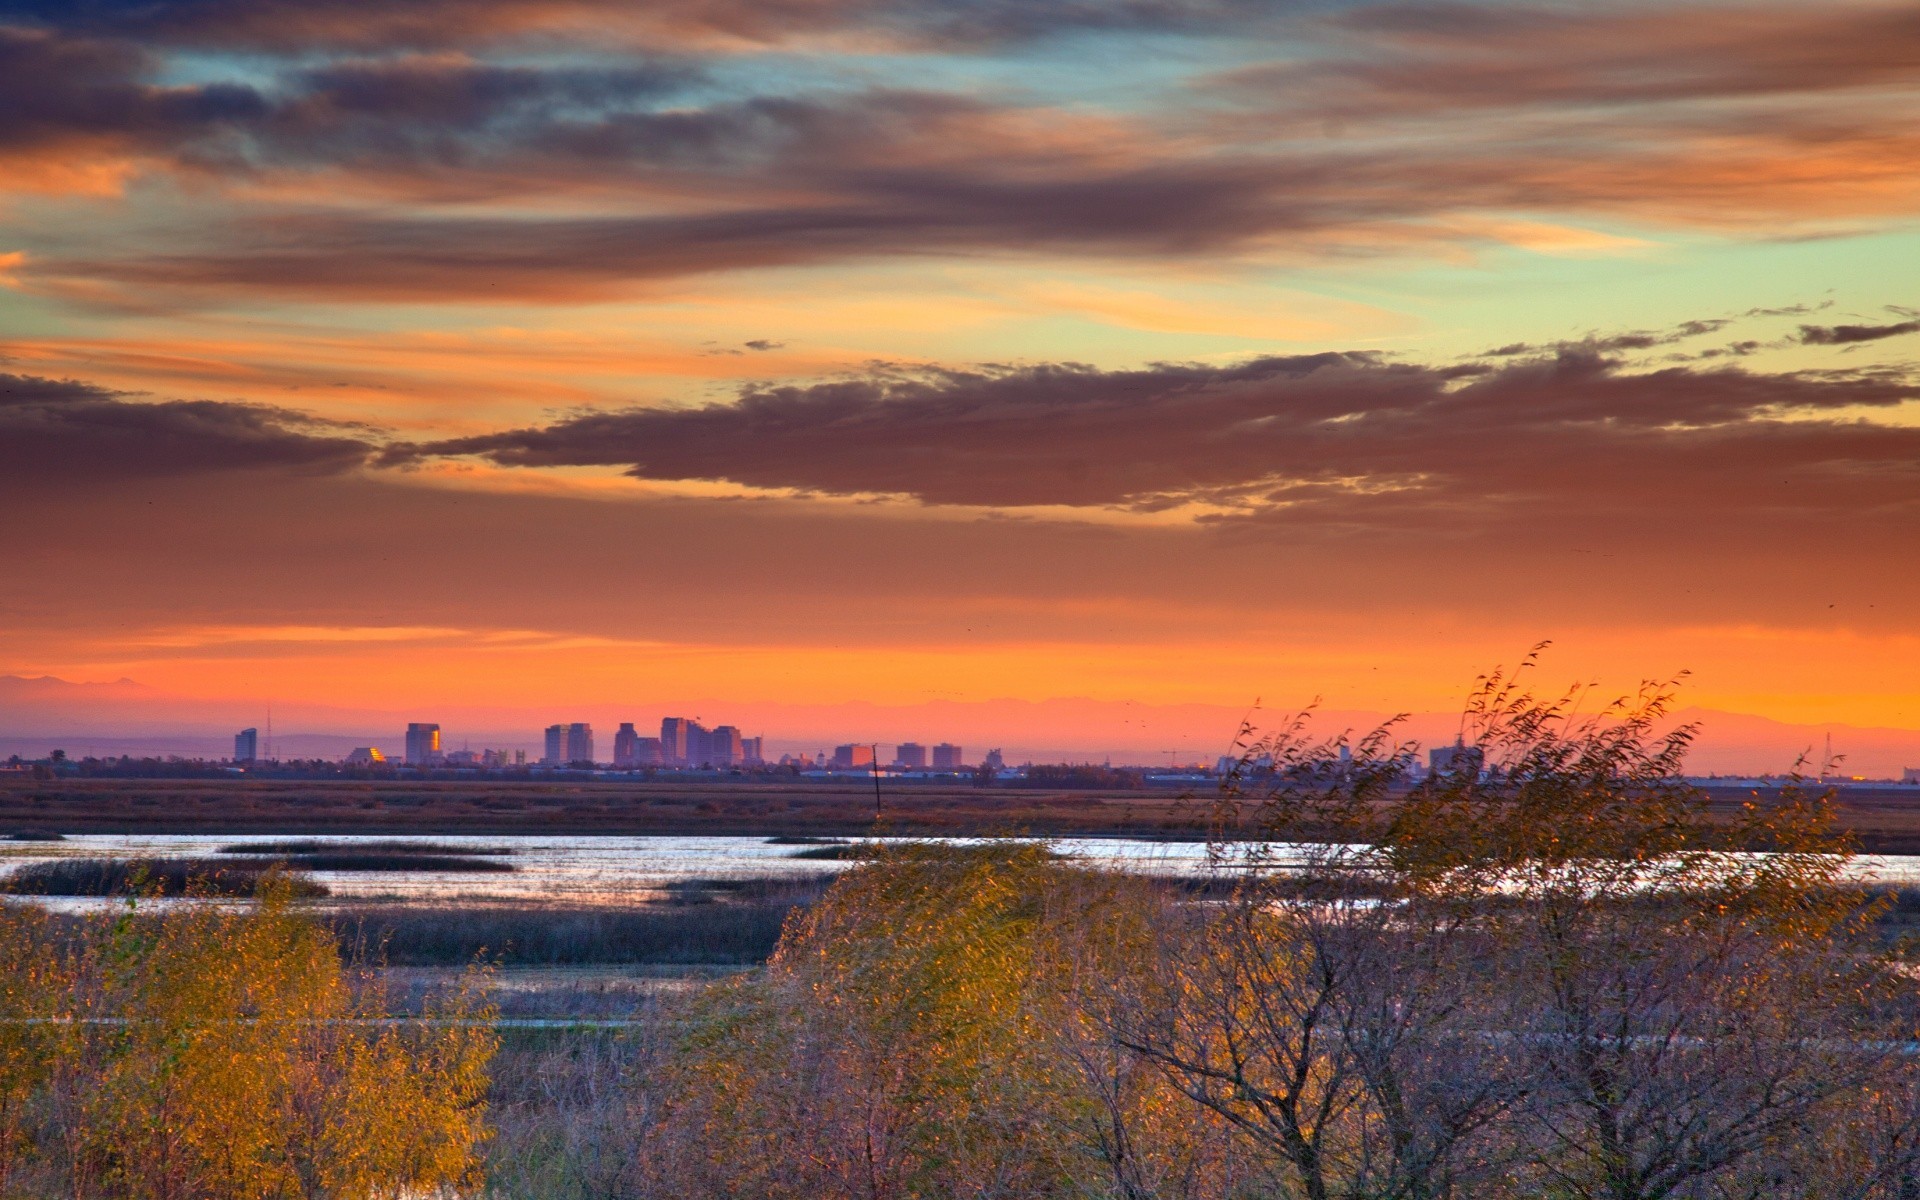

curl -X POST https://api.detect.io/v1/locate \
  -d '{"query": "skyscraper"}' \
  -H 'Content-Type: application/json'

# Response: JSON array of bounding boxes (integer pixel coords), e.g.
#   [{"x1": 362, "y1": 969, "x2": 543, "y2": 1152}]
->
[
  {"x1": 564, "y1": 722, "x2": 594, "y2": 765},
  {"x1": 741, "y1": 736, "x2": 764, "y2": 766},
  {"x1": 629, "y1": 737, "x2": 663, "y2": 766},
  {"x1": 234, "y1": 728, "x2": 258, "y2": 763},
  {"x1": 404, "y1": 722, "x2": 441, "y2": 766},
  {"x1": 710, "y1": 725, "x2": 745, "y2": 767},
  {"x1": 660, "y1": 717, "x2": 693, "y2": 766},
  {"x1": 614, "y1": 722, "x2": 639, "y2": 767},
  {"x1": 932, "y1": 743, "x2": 963, "y2": 770},
  {"x1": 831, "y1": 744, "x2": 875, "y2": 770},
  {"x1": 543, "y1": 724, "x2": 565, "y2": 766},
  {"x1": 895, "y1": 742, "x2": 927, "y2": 769},
  {"x1": 1428, "y1": 740, "x2": 1484, "y2": 779}
]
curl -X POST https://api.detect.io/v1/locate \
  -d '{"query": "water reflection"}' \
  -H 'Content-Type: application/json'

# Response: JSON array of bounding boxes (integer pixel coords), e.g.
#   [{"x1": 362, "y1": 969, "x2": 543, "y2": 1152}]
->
[
  {"x1": 0, "y1": 834, "x2": 1223, "y2": 906},
  {"x1": 3, "y1": 834, "x2": 1915, "y2": 908}
]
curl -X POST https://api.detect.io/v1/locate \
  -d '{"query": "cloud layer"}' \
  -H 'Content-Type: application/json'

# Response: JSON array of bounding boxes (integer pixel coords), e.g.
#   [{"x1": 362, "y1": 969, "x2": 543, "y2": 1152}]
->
[
  {"x1": 382, "y1": 349, "x2": 1920, "y2": 543},
  {"x1": 5, "y1": 1, "x2": 1919, "y2": 301}
]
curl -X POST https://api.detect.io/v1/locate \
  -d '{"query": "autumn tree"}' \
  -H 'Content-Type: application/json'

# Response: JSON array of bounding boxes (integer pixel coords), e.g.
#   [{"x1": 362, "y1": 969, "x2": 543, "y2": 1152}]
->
[{"x1": 1122, "y1": 654, "x2": 1920, "y2": 1200}]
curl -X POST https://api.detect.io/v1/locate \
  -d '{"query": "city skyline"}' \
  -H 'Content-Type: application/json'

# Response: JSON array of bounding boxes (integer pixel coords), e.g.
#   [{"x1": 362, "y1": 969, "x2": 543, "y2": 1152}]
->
[
  {"x1": 2, "y1": 0, "x2": 1916, "y2": 747},
  {"x1": 9, "y1": 672, "x2": 1920, "y2": 776}
]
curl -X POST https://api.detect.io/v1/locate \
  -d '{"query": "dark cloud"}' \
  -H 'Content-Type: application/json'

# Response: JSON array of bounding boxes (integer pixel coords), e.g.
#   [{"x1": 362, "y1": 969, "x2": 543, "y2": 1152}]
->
[
  {"x1": 5, "y1": 1, "x2": 1920, "y2": 300},
  {"x1": 0, "y1": 374, "x2": 374, "y2": 488},
  {"x1": 44, "y1": 153, "x2": 1305, "y2": 300},
  {"x1": 0, "y1": 26, "x2": 265, "y2": 155},
  {"x1": 0, "y1": 0, "x2": 1283, "y2": 52},
  {"x1": 382, "y1": 353, "x2": 1920, "y2": 533},
  {"x1": 0, "y1": 28, "x2": 699, "y2": 172},
  {"x1": 1238, "y1": 2, "x2": 1920, "y2": 117},
  {"x1": 1798, "y1": 319, "x2": 1920, "y2": 346},
  {"x1": 1482, "y1": 318, "x2": 1732, "y2": 359}
]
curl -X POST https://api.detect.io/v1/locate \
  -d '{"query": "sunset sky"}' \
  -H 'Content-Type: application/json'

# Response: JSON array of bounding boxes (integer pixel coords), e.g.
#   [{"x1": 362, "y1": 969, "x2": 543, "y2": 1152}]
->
[{"x1": 3, "y1": 0, "x2": 1918, "y2": 767}]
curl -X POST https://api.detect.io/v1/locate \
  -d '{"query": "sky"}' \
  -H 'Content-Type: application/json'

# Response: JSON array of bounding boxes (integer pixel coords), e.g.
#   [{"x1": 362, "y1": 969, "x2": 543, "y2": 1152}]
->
[{"x1": 2, "y1": 0, "x2": 1918, "y2": 769}]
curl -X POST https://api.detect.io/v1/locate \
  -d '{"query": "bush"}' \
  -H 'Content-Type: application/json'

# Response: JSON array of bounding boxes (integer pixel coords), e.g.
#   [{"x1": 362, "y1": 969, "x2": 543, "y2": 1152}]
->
[
  {"x1": 0, "y1": 882, "x2": 494, "y2": 1198},
  {"x1": 330, "y1": 897, "x2": 818, "y2": 966},
  {"x1": 596, "y1": 664, "x2": 1920, "y2": 1200}
]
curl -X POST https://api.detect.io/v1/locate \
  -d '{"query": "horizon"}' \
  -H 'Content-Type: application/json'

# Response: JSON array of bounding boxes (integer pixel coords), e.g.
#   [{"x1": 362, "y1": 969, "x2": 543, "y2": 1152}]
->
[{"x1": 7, "y1": 671, "x2": 1919, "y2": 777}]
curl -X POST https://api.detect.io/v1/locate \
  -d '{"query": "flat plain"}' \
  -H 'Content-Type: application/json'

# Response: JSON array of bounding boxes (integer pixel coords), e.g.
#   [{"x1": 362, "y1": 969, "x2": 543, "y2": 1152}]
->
[{"x1": 5, "y1": 776, "x2": 1919, "y2": 849}]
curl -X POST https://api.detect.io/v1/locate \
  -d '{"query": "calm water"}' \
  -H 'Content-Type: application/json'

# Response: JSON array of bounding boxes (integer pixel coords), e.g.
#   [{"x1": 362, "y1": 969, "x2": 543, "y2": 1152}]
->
[
  {"x1": 0, "y1": 834, "x2": 1224, "y2": 905},
  {"x1": 4, "y1": 834, "x2": 1915, "y2": 907}
]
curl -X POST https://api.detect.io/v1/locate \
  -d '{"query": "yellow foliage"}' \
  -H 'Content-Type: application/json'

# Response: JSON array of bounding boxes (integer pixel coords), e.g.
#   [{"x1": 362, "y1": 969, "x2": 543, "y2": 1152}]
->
[
  {"x1": 0, "y1": 877, "x2": 495, "y2": 1200},
  {"x1": 653, "y1": 842, "x2": 1235, "y2": 1200}
]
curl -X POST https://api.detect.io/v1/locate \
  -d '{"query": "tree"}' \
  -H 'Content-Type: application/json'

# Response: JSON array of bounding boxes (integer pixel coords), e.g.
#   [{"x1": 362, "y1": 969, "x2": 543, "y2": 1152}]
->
[{"x1": 1122, "y1": 653, "x2": 1920, "y2": 1200}]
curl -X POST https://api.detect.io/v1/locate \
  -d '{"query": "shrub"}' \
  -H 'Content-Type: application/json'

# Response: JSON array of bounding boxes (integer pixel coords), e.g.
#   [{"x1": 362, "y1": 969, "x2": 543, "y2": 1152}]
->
[{"x1": 0, "y1": 881, "x2": 495, "y2": 1198}]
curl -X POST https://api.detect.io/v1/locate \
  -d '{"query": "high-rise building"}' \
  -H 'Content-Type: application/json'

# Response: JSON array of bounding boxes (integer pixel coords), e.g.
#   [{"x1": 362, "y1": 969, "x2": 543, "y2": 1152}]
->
[
  {"x1": 831, "y1": 744, "x2": 876, "y2": 770},
  {"x1": 931, "y1": 743, "x2": 962, "y2": 771},
  {"x1": 234, "y1": 728, "x2": 258, "y2": 763},
  {"x1": 614, "y1": 723, "x2": 639, "y2": 767},
  {"x1": 661, "y1": 717, "x2": 693, "y2": 766},
  {"x1": 741, "y1": 736, "x2": 764, "y2": 766},
  {"x1": 1428, "y1": 740, "x2": 1484, "y2": 778},
  {"x1": 710, "y1": 725, "x2": 745, "y2": 766},
  {"x1": 895, "y1": 742, "x2": 927, "y2": 770},
  {"x1": 982, "y1": 748, "x2": 1004, "y2": 770},
  {"x1": 404, "y1": 722, "x2": 441, "y2": 766},
  {"x1": 543, "y1": 724, "x2": 565, "y2": 766},
  {"x1": 564, "y1": 722, "x2": 594, "y2": 766},
  {"x1": 629, "y1": 737, "x2": 663, "y2": 766}
]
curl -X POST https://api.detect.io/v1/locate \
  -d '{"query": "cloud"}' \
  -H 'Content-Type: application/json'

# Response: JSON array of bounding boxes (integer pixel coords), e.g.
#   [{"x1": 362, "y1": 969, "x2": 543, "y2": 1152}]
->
[
  {"x1": 39, "y1": 151, "x2": 1303, "y2": 301},
  {"x1": 0, "y1": 26, "x2": 266, "y2": 157},
  {"x1": 1798, "y1": 318, "x2": 1920, "y2": 346},
  {"x1": 1234, "y1": 2, "x2": 1920, "y2": 116},
  {"x1": 2, "y1": 0, "x2": 1282, "y2": 53},
  {"x1": 3, "y1": 1, "x2": 1917, "y2": 302},
  {"x1": 0, "y1": 373, "x2": 374, "y2": 488},
  {"x1": 383, "y1": 349, "x2": 1920, "y2": 534}
]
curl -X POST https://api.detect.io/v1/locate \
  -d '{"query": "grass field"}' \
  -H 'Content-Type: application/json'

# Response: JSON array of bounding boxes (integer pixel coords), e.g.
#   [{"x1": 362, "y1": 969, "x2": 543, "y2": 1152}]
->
[
  {"x1": 0, "y1": 776, "x2": 1213, "y2": 838},
  {"x1": 4, "y1": 775, "x2": 1918, "y2": 848}
]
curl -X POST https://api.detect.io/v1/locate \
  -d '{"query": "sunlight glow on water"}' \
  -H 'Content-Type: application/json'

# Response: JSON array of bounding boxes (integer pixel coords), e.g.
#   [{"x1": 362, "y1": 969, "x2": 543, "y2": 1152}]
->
[
  {"x1": 4, "y1": 835, "x2": 1916, "y2": 908},
  {"x1": 0, "y1": 834, "x2": 1224, "y2": 905}
]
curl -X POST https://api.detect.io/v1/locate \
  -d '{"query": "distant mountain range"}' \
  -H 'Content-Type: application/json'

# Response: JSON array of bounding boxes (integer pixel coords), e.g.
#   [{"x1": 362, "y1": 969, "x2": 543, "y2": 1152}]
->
[{"x1": 3, "y1": 675, "x2": 1916, "y2": 777}]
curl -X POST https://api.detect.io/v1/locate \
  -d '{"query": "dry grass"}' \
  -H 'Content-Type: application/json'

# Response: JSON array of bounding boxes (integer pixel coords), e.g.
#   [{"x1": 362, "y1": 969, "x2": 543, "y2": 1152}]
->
[{"x1": 2, "y1": 857, "x2": 328, "y2": 897}]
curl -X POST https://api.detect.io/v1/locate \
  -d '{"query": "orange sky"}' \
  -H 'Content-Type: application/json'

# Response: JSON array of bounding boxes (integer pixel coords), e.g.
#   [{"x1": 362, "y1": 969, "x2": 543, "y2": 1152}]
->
[{"x1": 3, "y1": 0, "x2": 1919, "y2": 765}]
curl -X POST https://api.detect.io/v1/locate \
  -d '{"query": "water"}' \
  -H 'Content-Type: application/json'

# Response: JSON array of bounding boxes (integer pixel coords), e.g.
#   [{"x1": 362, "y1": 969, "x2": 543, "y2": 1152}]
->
[
  {"x1": 0, "y1": 834, "x2": 1223, "y2": 906},
  {"x1": 5, "y1": 834, "x2": 1915, "y2": 908}
]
